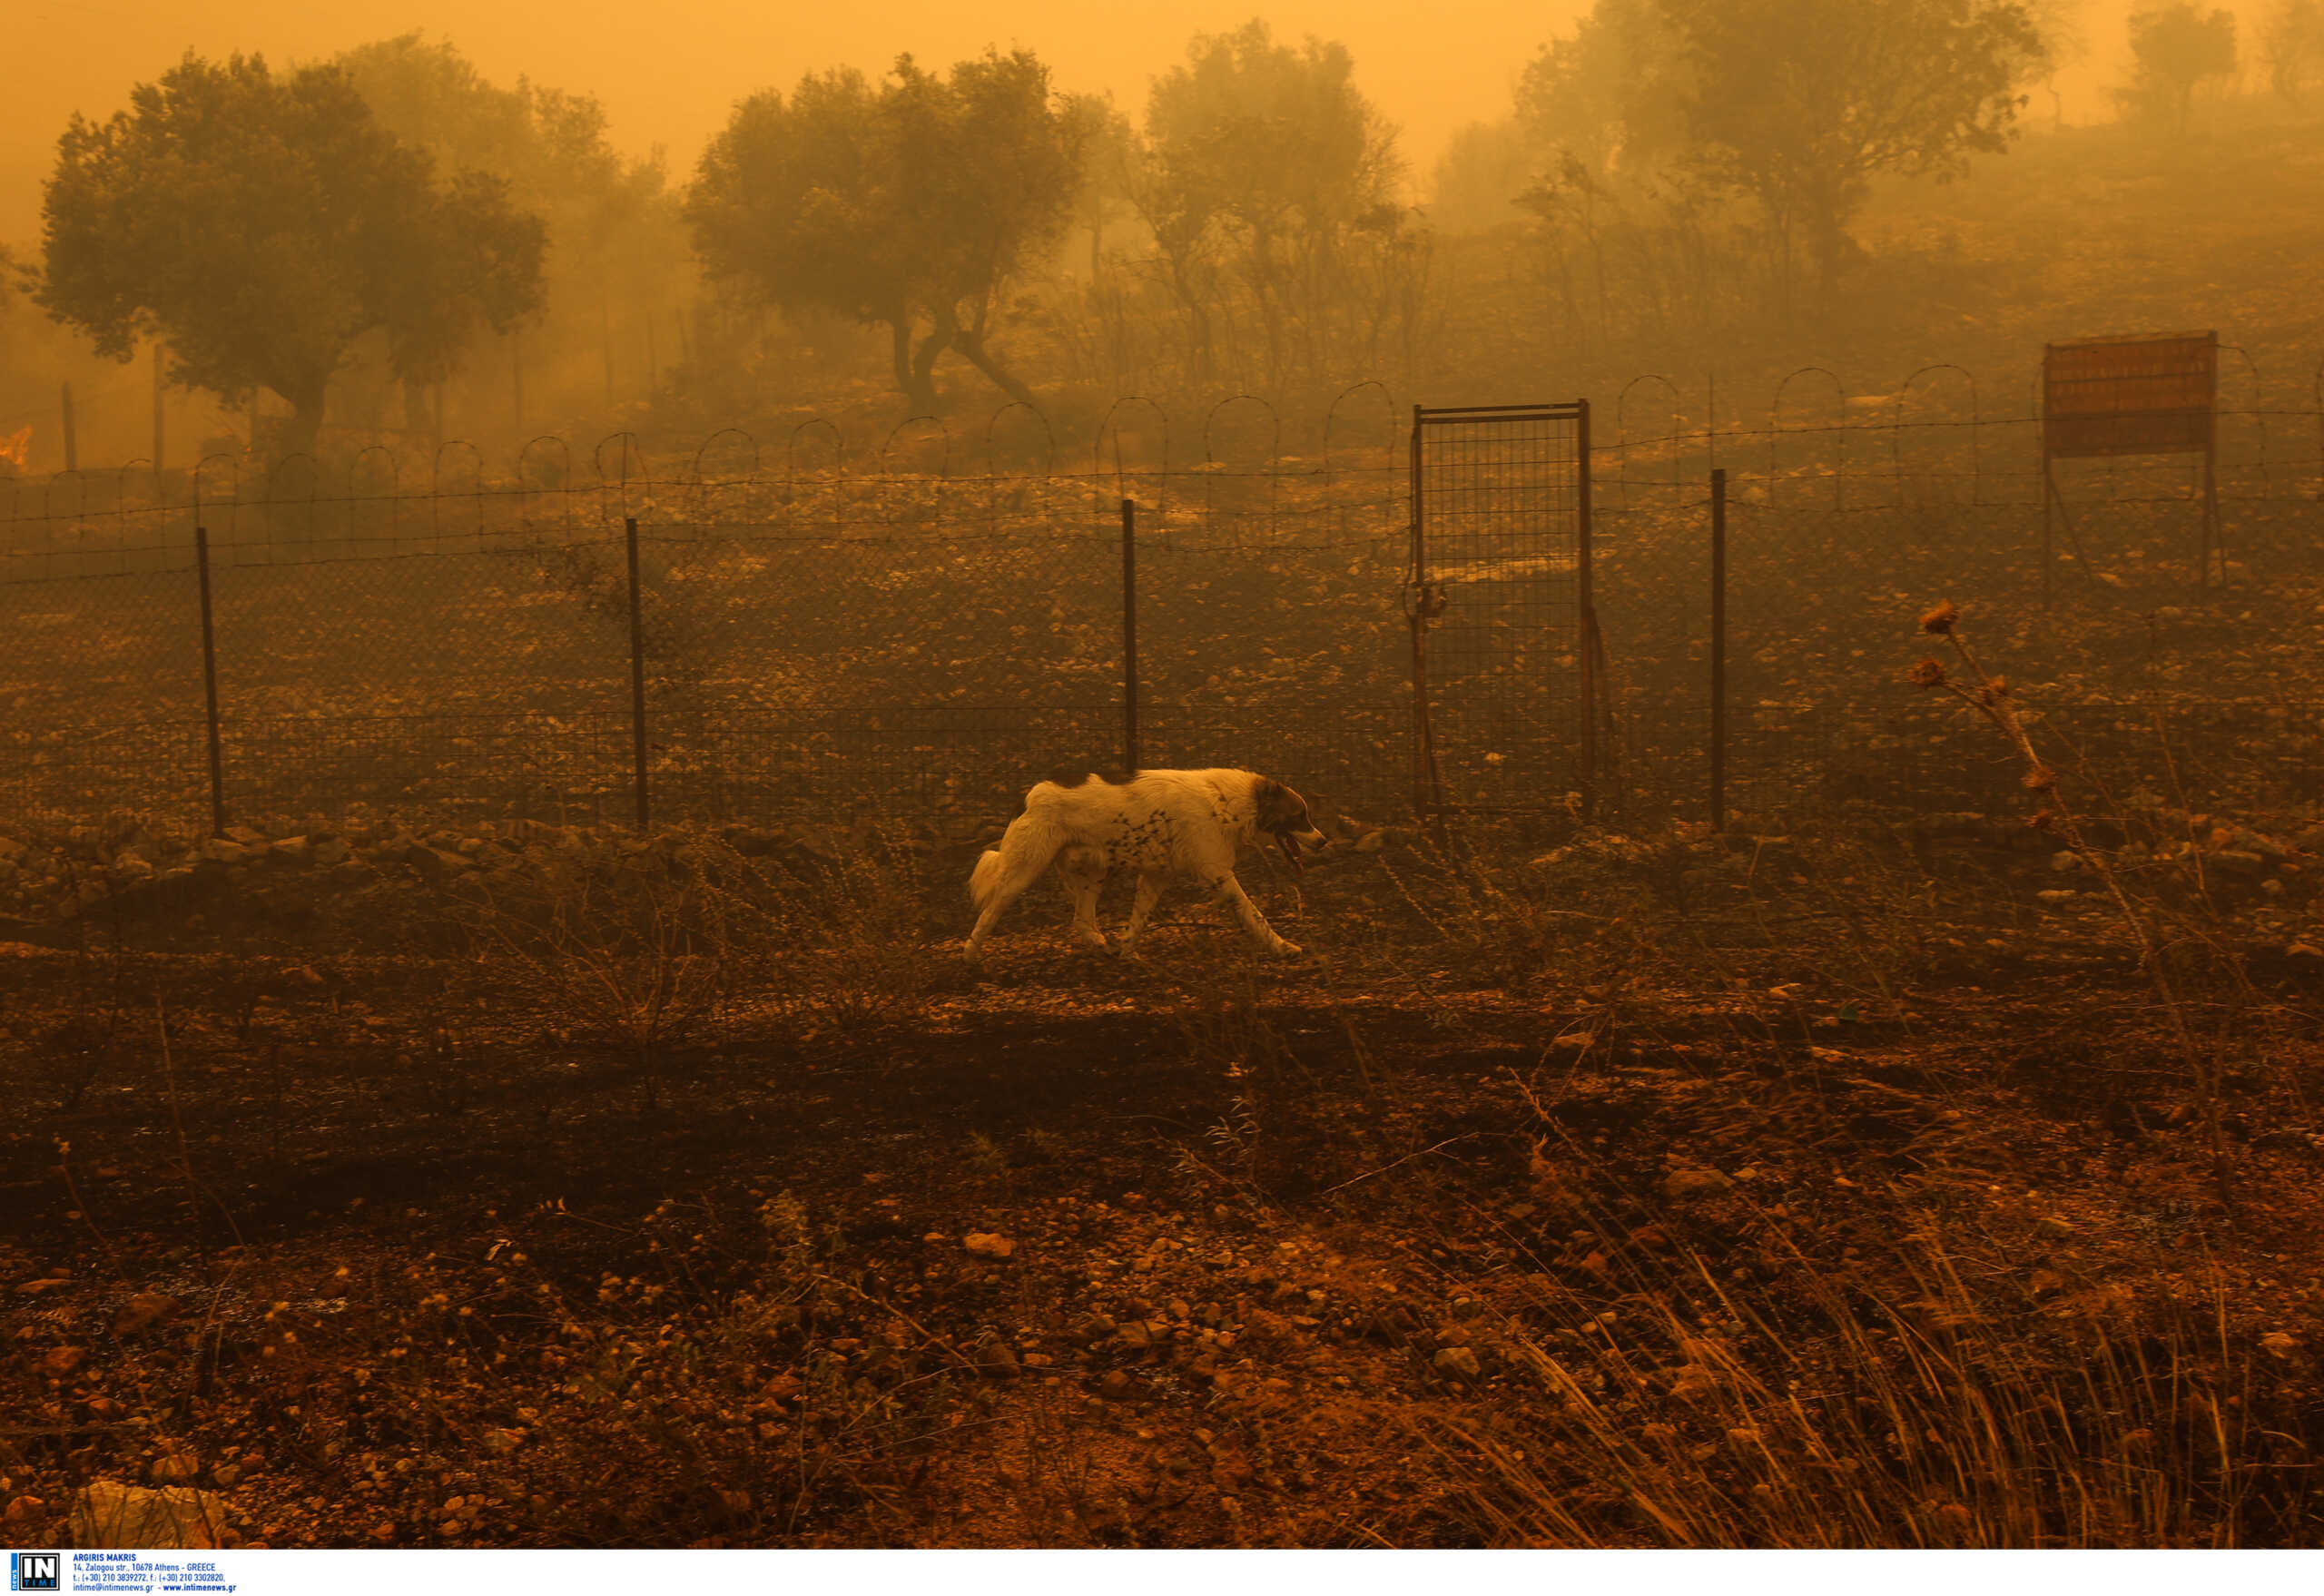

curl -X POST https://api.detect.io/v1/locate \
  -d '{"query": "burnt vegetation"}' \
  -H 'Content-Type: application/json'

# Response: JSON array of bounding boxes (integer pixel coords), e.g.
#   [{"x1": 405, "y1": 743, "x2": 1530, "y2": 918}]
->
[{"x1": 4, "y1": 0, "x2": 2324, "y2": 1555}]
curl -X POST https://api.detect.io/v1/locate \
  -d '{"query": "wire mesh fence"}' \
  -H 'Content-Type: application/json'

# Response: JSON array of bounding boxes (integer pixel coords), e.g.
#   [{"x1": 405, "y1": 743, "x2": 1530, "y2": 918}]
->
[
  {"x1": 5, "y1": 367, "x2": 2324, "y2": 857},
  {"x1": 1412, "y1": 403, "x2": 1591, "y2": 818}
]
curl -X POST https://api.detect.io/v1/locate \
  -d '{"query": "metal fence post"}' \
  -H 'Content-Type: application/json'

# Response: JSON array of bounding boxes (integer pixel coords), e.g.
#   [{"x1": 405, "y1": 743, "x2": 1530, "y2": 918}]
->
[
  {"x1": 625, "y1": 515, "x2": 650, "y2": 830},
  {"x1": 61, "y1": 382, "x2": 77, "y2": 473},
  {"x1": 152, "y1": 341, "x2": 166, "y2": 476},
  {"x1": 1709, "y1": 468, "x2": 1728, "y2": 832},
  {"x1": 1121, "y1": 497, "x2": 1139, "y2": 773},
  {"x1": 1576, "y1": 398, "x2": 1596, "y2": 820},
  {"x1": 194, "y1": 526, "x2": 226, "y2": 837}
]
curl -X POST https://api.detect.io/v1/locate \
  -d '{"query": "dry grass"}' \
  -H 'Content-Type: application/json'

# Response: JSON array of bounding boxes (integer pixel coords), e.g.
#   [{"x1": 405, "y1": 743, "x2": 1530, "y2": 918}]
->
[{"x1": 1433, "y1": 1169, "x2": 2313, "y2": 1548}]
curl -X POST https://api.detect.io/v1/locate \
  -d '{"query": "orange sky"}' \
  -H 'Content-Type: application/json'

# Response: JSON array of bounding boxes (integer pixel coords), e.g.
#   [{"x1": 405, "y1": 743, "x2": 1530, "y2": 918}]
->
[
  {"x1": 3, "y1": 0, "x2": 2250, "y2": 245},
  {"x1": 7, "y1": 0, "x2": 1581, "y2": 241}
]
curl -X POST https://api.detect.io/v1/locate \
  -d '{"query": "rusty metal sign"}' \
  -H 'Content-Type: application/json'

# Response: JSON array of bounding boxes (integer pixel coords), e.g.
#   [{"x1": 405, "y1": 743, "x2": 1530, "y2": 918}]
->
[{"x1": 2042, "y1": 331, "x2": 2216, "y2": 458}]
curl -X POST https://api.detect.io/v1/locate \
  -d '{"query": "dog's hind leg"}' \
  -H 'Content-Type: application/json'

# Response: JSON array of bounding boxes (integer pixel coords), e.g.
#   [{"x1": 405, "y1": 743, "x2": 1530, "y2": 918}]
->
[
  {"x1": 962, "y1": 835, "x2": 1059, "y2": 960},
  {"x1": 1057, "y1": 847, "x2": 1110, "y2": 951},
  {"x1": 1208, "y1": 872, "x2": 1300, "y2": 957},
  {"x1": 1119, "y1": 871, "x2": 1167, "y2": 956}
]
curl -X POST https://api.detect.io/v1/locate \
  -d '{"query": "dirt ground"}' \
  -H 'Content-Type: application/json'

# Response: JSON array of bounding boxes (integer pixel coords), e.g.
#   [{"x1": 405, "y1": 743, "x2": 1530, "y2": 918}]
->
[{"x1": 3, "y1": 810, "x2": 2321, "y2": 1550}]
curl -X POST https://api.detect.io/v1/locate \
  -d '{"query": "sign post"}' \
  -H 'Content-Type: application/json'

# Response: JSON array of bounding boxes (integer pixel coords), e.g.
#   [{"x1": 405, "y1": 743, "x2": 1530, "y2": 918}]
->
[{"x1": 2040, "y1": 331, "x2": 2220, "y2": 600}]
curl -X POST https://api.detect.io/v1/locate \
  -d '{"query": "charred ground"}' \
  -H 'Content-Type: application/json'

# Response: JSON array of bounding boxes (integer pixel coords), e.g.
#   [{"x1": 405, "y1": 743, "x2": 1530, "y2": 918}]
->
[{"x1": 2, "y1": 799, "x2": 2321, "y2": 1549}]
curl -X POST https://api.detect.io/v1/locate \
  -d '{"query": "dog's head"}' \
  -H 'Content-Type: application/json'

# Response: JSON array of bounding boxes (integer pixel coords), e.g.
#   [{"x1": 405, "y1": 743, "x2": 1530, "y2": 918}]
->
[{"x1": 1255, "y1": 777, "x2": 1330, "y2": 875}]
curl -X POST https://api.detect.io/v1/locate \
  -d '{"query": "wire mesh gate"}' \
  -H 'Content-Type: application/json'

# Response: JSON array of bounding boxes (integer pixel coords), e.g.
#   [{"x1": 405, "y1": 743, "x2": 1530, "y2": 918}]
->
[{"x1": 1407, "y1": 400, "x2": 1596, "y2": 823}]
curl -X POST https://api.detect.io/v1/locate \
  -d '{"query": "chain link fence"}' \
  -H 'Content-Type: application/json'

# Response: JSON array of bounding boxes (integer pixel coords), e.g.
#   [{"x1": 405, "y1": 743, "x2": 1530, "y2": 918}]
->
[{"x1": 6, "y1": 369, "x2": 2324, "y2": 854}]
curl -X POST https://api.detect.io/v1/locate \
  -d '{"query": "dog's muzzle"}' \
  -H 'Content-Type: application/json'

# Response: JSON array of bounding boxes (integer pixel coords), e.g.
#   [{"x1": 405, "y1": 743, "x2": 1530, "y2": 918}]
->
[{"x1": 1276, "y1": 827, "x2": 1328, "y2": 876}]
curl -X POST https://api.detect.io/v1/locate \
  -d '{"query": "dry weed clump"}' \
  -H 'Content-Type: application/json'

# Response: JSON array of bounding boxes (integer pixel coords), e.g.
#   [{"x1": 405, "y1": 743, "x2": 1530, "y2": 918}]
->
[
  {"x1": 1907, "y1": 601, "x2": 2246, "y2": 1200},
  {"x1": 681, "y1": 827, "x2": 939, "y2": 1039},
  {"x1": 1371, "y1": 823, "x2": 1642, "y2": 990},
  {"x1": 444, "y1": 842, "x2": 726, "y2": 1109},
  {"x1": 433, "y1": 823, "x2": 940, "y2": 1096}
]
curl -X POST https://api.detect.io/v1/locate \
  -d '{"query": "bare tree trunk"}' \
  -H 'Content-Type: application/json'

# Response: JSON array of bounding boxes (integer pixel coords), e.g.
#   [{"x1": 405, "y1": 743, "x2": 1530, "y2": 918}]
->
[
  {"x1": 952, "y1": 326, "x2": 1036, "y2": 409},
  {"x1": 889, "y1": 314, "x2": 947, "y2": 415},
  {"x1": 910, "y1": 319, "x2": 952, "y2": 413},
  {"x1": 890, "y1": 318, "x2": 914, "y2": 402},
  {"x1": 283, "y1": 378, "x2": 329, "y2": 461}
]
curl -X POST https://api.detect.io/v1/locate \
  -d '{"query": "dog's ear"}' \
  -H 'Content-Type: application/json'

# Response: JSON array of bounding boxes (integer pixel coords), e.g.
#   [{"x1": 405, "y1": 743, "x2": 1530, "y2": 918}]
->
[{"x1": 1255, "y1": 777, "x2": 1305, "y2": 833}]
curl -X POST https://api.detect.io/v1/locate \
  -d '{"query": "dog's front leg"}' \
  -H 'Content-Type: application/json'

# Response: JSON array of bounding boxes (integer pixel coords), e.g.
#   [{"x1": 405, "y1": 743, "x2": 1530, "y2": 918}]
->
[{"x1": 1211, "y1": 872, "x2": 1300, "y2": 957}]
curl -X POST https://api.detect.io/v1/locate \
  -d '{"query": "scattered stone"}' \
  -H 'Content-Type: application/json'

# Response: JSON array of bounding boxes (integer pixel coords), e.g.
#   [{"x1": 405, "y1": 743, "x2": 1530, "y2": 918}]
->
[
  {"x1": 1097, "y1": 1369, "x2": 1135, "y2": 1401},
  {"x1": 974, "y1": 1338, "x2": 1021, "y2": 1380},
  {"x1": 40, "y1": 1346, "x2": 87, "y2": 1377},
  {"x1": 3, "y1": 1497, "x2": 44, "y2": 1529},
  {"x1": 75, "y1": 1480, "x2": 224, "y2": 1548},
  {"x1": 113, "y1": 1294, "x2": 183, "y2": 1336},
  {"x1": 1116, "y1": 1320, "x2": 1154, "y2": 1350},
  {"x1": 961, "y1": 1233, "x2": 1015, "y2": 1259},
  {"x1": 1670, "y1": 1365, "x2": 1718, "y2": 1401},
  {"x1": 1432, "y1": 1345, "x2": 1482, "y2": 1380},
  {"x1": 479, "y1": 1428, "x2": 526, "y2": 1454},
  {"x1": 149, "y1": 1455, "x2": 202, "y2": 1485},
  {"x1": 14, "y1": 1276, "x2": 69, "y2": 1296},
  {"x1": 1072, "y1": 1314, "x2": 1117, "y2": 1343},
  {"x1": 1663, "y1": 1167, "x2": 1732, "y2": 1199},
  {"x1": 209, "y1": 1464, "x2": 239, "y2": 1487},
  {"x1": 409, "y1": 847, "x2": 473, "y2": 880},
  {"x1": 2212, "y1": 850, "x2": 2266, "y2": 878}
]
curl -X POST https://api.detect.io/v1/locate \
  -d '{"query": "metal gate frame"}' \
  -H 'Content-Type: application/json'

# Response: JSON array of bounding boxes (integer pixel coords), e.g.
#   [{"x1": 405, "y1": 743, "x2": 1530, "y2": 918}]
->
[{"x1": 1407, "y1": 399, "x2": 1597, "y2": 825}]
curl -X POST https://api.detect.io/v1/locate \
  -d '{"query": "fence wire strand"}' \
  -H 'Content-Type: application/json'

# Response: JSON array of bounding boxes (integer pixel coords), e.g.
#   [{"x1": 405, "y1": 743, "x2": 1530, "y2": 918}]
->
[{"x1": 4, "y1": 382, "x2": 2322, "y2": 849}]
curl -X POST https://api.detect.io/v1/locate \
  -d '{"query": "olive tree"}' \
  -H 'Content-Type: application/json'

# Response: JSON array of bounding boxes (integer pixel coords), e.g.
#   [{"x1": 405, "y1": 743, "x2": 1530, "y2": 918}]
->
[
  {"x1": 2121, "y1": 5, "x2": 2240, "y2": 130},
  {"x1": 1661, "y1": 0, "x2": 2046, "y2": 300},
  {"x1": 686, "y1": 50, "x2": 1079, "y2": 414},
  {"x1": 36, "y1": 52, "x2": 543, "y2": 458}
]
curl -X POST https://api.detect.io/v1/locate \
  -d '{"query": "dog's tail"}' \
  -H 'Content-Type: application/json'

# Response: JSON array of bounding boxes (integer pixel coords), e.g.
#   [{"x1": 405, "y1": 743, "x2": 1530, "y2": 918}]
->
[
  {"x1": 969, "y1": 845, "x2": 1009, "y2": 911},
  {"x1": 969, "y1": 802, "x2": 1069, "y2": 911}
]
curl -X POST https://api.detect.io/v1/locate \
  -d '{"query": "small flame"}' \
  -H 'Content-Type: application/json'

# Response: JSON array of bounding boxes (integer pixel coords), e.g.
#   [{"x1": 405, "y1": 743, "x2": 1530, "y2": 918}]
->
[{"x1": 0, "y1": 426, "x2": 30, "y2": 470}]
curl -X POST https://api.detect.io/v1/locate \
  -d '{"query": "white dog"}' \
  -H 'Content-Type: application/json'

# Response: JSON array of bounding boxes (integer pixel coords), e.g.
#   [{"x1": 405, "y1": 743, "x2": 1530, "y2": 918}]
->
[{"x1": 963, "y1": 767, "x2": 1329, "y2": 960}]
